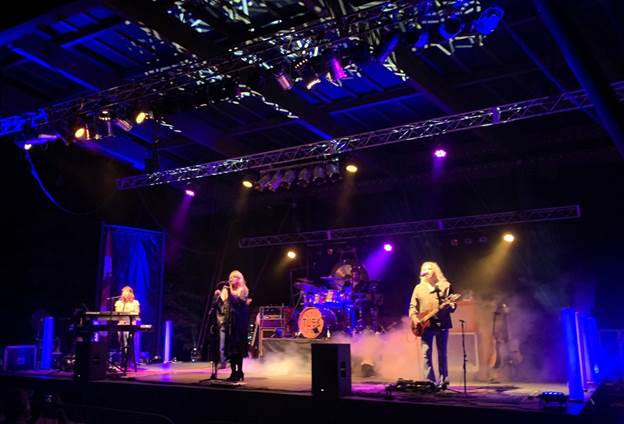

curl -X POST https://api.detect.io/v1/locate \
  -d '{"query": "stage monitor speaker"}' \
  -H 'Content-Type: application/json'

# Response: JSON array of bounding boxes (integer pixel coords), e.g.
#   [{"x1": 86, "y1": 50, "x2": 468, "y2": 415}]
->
[
  {"x1": 3, "y1": 345, "x2": 37, "y2": 371},
  {"x1": 312, "y1": 343, "x2": 351, "y2": 398},
  {"x1": 74, "y1": 341, "x2": 107, "y2": 381}
]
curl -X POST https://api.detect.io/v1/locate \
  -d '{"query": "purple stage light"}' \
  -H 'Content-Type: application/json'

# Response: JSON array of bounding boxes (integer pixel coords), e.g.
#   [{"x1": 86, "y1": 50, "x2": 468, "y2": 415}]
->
[
  {"x1": 434, "y1": 149, "x2": 447, "y2": 158},
  {"x1": 185, "y1": 189, "x2": 195, "y2": 197},
  {"x1": 383, "y1": 243, "x2": 393, "y2": 252}
]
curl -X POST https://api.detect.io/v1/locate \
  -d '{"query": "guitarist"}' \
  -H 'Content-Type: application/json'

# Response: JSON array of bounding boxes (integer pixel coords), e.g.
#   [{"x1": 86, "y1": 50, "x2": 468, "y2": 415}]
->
[{"x1": 409, "y1": 261, "x2": 457, "y2": 390}]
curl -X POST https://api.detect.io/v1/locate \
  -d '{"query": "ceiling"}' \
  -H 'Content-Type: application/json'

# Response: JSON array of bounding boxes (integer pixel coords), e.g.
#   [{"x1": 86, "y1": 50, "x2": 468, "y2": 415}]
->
[{"x1": 1, "y1": 0, "x2": 622, "y2": 199}]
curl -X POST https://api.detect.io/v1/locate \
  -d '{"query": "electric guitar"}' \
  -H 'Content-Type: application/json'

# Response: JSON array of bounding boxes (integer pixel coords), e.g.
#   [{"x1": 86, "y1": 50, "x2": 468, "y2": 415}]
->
[{"x1": 411, "y1": 293, "x2": 461, "y2": 337}]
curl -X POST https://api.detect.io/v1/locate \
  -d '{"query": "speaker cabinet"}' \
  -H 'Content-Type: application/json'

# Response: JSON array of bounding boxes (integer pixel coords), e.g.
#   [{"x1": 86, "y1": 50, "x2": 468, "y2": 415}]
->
[
  {"x1": 3, "y1": 345, "x2": 37, "y2": 371},
  {"x1": 74, "y1": 341, "x2": 107, "y2": 381},
  {"x1": 311, "y1": 343, "x2": 351, "y2": 397}
]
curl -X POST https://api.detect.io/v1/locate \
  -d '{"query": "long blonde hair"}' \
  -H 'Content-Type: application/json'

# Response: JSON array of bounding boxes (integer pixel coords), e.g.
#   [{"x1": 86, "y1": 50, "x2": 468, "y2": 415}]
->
[
  {"x1": 419, "y1": 261, "x2": 449, "y2": 285},
  {"x1": 229, "y1": 270, "x2": 249, "y2": 299},
  {"x1": 120, "y1": 285, "x2": 135, "y2": 302}
]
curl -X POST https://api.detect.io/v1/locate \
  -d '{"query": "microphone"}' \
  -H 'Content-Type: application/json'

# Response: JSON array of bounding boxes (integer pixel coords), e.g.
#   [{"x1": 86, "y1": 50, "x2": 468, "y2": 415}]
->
[
  {"x1": 106, "y1": 295, "x2": 121, "y2": 300},
  {"x1": 420, "y1": 272, "x2": 428, "y2": 277}
]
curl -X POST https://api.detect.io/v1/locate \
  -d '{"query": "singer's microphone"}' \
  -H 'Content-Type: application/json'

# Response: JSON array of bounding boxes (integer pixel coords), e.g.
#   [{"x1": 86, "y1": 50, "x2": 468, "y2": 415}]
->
[
  {"x1": 420, "y1": 272, "x2": 427, "y2": 277},
  {"x1": 106, "y1": 295, "x2": 121, "y2": 300}
]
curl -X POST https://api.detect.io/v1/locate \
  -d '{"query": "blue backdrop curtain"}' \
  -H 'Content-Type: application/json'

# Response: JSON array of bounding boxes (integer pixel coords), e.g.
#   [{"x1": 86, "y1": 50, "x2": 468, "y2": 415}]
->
[{"x1": 98, "y1": 224, "x2": 166, "y2": 358}]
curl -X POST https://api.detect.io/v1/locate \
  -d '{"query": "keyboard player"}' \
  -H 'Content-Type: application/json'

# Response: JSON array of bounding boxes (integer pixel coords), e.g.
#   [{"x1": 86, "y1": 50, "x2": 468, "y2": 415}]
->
[{"x1": 114, "y1": 286, "x2": 140, "y2": 368}]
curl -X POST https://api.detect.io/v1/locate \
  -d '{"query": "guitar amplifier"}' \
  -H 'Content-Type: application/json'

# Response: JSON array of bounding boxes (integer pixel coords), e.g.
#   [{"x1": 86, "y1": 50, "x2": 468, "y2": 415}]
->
[{"x1": 259, "y1": 306, "x2": 293, "y2": 328}]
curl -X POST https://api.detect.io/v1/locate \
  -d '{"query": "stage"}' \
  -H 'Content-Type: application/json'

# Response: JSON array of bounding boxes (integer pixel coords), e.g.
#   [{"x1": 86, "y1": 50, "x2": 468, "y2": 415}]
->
[{"x1": 0, "y1": 360, "x2": 608, "y2": 424}]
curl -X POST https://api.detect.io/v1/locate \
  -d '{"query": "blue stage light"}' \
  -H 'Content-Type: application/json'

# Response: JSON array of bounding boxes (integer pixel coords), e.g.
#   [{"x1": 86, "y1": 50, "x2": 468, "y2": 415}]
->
[
  {"x1": 474, "y1": 6, "x2": 505, "y2": 36},
  {"x1": 439, "y1": 15, "x2": 465, "y2": 40}
]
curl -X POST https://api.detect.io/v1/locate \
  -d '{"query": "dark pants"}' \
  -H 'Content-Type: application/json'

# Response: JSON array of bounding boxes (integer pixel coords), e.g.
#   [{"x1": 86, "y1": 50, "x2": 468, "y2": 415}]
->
[{"x1": 421, "y1": 327, "x2": 449, "y2": 384}]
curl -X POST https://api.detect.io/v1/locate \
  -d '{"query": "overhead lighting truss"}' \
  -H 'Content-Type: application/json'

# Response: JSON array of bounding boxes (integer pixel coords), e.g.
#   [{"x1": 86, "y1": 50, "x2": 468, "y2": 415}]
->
[
  {"x1": 238, "y1": 205, "x2": 581, "y2": 248},
  {"x1": 114, "y1": 81, "x2": 624, "y2": 190},
  {"x1": 0, "y1": 0, "x2": 496, "y2": 136}
]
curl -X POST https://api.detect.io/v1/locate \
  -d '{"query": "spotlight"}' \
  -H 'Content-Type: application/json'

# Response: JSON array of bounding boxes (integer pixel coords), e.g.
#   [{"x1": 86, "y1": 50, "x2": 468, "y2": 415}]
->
[
  {"x1": 255, "y1": 173, "x2": 272, "y2": 191},
  {"x1": 312, "y1": 165, "x2": 326, "y2": 185},
  {"x1": 325, "y1": 162, "x2": 341, "y2": 182},
  {"x1": 242, "y1": 180, "x2": 253, "y2": 189},
  {"x1": 439, "y1": 15, "x2": 465, "y2": 40},
  {"x1": 134, "y1": 110, "x2": 152, "y2": 125},
  {"x1": 325, "y1": 50, "x2": 347, "y2": 82},
  {"x1": 185, "y1": 189, "x2": 195, "y2": 197},
  {"x1": 280, "y1": 169, "x2": 296, "y2": 190},
  {"x1": 474, "y1": 6, "x2": 504, "y2": 36},
  {"x1": 345, "y1": 163, "x2": 358, "y2": 173},
  {"x1": 463, "y1": 238, "x2": 473, "y2": 245},
  {"x1": 297, "y1": 168, "x2": 312, "y2": 188},
  {"x1": 383, "y1": 243, "x2": 393, "y2": 252},
  {"x1": 478, "y1": 235, "x2": 488, "y2": 244},
  {"x1": 375, "y1": 32, "x2": 401, "y2": 63},
  {"x1": 450, "y1": 238, "x2": 460, "y2": 247},
  {"x1": 24, "y1": 143, "x2": 32, "y2": 151},
  {"x1": 406, "y1": 24, "x2": 429, "y2": 49},
  {"x1": 96, "y1": 110, "x2": 113, "y2": 138},
  {"x1": 286, "y1": 250, "x2": 297, "y2": 259},
  {"x1": 503, "y1": 233, "x2": 515, "y2": 243},
  {"x1": 434, "y1": 149, "x2": 447, "y2": 158},
  {"x1": 269, "y1": 171, "x2": 283, "y2": 192},
  {"x1": 274, "y1": 69, "x2": 293, "y2": 91}
]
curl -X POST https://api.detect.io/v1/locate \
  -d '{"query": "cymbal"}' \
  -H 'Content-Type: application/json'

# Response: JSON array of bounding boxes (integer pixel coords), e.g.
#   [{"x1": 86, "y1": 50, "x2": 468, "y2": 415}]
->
[
  {"x1": 320, "y1": 276, "x2": 343, "y2": 281},
  {"x1": 295, "y1": 277, "x2": 315, "y2": 284},
  {"x1": 294, "y1": 281, "x2": 319, "y2": 292}
]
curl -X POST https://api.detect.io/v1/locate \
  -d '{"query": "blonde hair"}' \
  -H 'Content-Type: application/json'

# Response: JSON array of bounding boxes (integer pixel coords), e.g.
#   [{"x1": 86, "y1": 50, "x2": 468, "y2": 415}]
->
[
  {"x1": 419, "y1": 261, "x2": 449, "y2": 285},
  {"x1": 121, "y1": 285, "x2": 135, "y2": 302},
  {"x1": 229, "y1": 270, "x2": 249, "y2": 299}
]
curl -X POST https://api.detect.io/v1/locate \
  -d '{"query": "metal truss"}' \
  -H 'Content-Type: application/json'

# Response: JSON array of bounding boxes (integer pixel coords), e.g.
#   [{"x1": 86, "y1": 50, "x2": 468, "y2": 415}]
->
[
  {"x1": 0, "y1": 0, "x2": 480, "y2": 136},
  {"x1": 115, "y1": 81, "x2": 624, "y2": 190},
  {"x1": 238, "y1": 205, "x2": 581, "y2": 248}
]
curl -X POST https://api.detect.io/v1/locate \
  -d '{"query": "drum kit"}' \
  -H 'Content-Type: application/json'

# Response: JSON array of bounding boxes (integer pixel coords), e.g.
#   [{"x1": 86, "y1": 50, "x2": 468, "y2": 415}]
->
[{"x1": 293, "y1": 266, "x2": 383, "y2": 339}]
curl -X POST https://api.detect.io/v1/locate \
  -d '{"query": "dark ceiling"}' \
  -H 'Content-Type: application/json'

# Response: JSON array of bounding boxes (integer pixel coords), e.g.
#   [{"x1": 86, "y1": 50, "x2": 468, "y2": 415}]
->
[{"x1": 1, "y1": 0, "x2": 623, "y2": 209}]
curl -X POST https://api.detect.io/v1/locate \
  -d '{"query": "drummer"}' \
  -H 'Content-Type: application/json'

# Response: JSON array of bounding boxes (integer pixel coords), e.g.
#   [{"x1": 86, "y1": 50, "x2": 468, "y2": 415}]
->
[{"x1": 348, "y1": 265, "x2": 367, "y2": 292}]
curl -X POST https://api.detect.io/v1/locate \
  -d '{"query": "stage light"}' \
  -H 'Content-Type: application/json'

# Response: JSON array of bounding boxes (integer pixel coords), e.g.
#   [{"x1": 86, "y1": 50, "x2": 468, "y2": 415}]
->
[
  {"x1": 287, "y1": 250, "x2": 297, "y2": 259},
  {"x1": 503, "y1": 233, "x2": 515, "y2": 243},
  {"x1": 134, "y1": 110, "x2": 151, "y2": 125},
  {"x1": 297, "y1": 168, "x2": 311, "y2": 187},
  {"x1": 280, "y1": 169, "x2": 296, "y2": 190},
  {"x1": 383, "y1": 243, "x2": 393, "y2": 252},
  {"x1": 434, "y1": 149, "x2": 447, "y2": 158},
  {"x1": 24, "y1": 143, "x2": 32, "y2": 150},
  {"x1": 269, "y1": 171, "x2": 283, "y2": 192},
  {"x1": 375, "y1": 32, "x2": 401, "y2": 63},
  {"x1": 96, "y1": 110, "x2": 113, "y2": 138},
  {"x1": 463, "y1": 237, "x2": 473, "y2": 245},
  {"x1": 478, "y1": 235, "x2": 488, "y2": 244},
  {"x1": 326, "y1": 162, "x2": 341, "y2": 182},
  {"x1": 345, "y1": 164, "x2": 358, "y2": 173},
  {"x1": 406, "y1": 24, "x2": 429, "y2": 49},
  {"x1": 312, "y1": 165, "x2": 326, "y2": 185},
  {"x1": 255, "y1": 173, "x2": 272, "y2": 191},
  {"x1": 242, "y1": 180, "x2": 253, "y2": 189},
  {"x1": 185, "y1": 189, "x2": 195, "y2": 197},
  {"x1": 74, "y1": 125, "x2": 90, "y2": 141},
  {"x1": 439, "y1": 15, "x2": 465, "y2": 40},
  {"x1": 474, "y1": 6, "x2": 504, "y2": 36},
  {"x1": 325, "y1": 50, "x2": 347, "y2": 82},
  {"x1": 274, "y1": 69, "x2": 293, "y2": 91},
  {"x1": 450, "y1": 238, "x2": 460, "y2": 247}
]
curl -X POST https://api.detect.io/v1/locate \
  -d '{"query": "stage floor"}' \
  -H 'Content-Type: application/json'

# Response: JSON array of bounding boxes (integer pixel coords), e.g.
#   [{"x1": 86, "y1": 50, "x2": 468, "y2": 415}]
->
[{"x1": 12, "y1": 360, "x2": 590, "y2": 416}]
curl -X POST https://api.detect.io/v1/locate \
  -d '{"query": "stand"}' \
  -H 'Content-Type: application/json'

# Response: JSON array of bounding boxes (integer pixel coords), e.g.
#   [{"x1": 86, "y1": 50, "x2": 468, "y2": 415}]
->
[{"x1": 460, "y1": 319, "x2": 467, "y2": 395}]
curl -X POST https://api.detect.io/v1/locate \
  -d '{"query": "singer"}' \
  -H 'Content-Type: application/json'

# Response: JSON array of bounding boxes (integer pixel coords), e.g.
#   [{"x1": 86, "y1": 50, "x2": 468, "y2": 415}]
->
[
  {"x1": 408, "y1": 262, "x2": 457, "y2": 390},
  {"x1": 207, "y1": 270, "x2": 251, "y2": 381},
  {"x1": 114, "y1": 285, "x2": 140, "y2": 367}
]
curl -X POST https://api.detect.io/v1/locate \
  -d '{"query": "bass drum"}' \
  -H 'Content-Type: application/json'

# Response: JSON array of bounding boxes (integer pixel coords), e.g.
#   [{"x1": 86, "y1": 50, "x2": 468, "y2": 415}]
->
[{"x1": 297, "y1": 306, "x2": 337, "y2": 339}]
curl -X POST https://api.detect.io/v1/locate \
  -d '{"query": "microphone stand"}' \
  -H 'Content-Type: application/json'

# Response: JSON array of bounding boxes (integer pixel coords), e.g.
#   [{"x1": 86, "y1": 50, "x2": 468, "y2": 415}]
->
[{"x1": 460, "y1": 319, "x2": 467, "y2": 395}]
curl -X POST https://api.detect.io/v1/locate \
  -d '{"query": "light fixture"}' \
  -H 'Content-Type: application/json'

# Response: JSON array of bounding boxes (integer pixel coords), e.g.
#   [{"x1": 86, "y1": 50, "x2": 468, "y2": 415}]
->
[
  {"x1": 474, "y1": 6, "x2": 504, "y2": 36},
  {"x1": 185, "y1": 189, "x2": 195, "y2": 197},
  {"x1": 96, "y1": 110, "x2": 113, "y2": 138},
  {"x1": 325, "y1": 162, "x2": 341, "y2": 182},
  {"x1": 274, "y1": 69, "x2": 293, "y2": 91},
  {"x1": 287, "y1": 250, "x2": 297, "y2": 259},
  {"x1": 297, "y1": 168, "x2": 312, "y2": 188},
  {"x1": 375, "y1": 32, "x2": 401, "y2": 63},
  {"x1": 280, "y1": 169, "x2": 296, "y2": 190},
  {"x1": 383, "y1": 243, "x2": 394, "y2": 252},
  {"x1": 439, "y1": 15, "x2": 465, "y2": 40},
  {"x1": 254, "y1": 173, "x2": 272, "y2": 192},
  {"x1": 268, "y1": 171, "x2": 283, "y2": 192},
  {"x1": 312, "y1": 165, "x2": 326, "y2": 185},
  {"x1": 503, "y1": 233, "x2": 515, "y2": 243},
  {"x1": 345, "y1": 163, "x2": 358, "y2": 173},
  {"x1": 434, "y1": 149, "x2": 447, "y2": 158},
  {"x1": 242, "y1": 180, "x2": 253, "y2": 189}
]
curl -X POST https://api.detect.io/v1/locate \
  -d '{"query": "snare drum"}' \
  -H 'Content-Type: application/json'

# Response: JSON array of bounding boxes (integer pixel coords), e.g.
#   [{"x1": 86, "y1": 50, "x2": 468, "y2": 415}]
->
[{"x1": 297, "y1": 306, "x2": 337, "y2": 339}]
